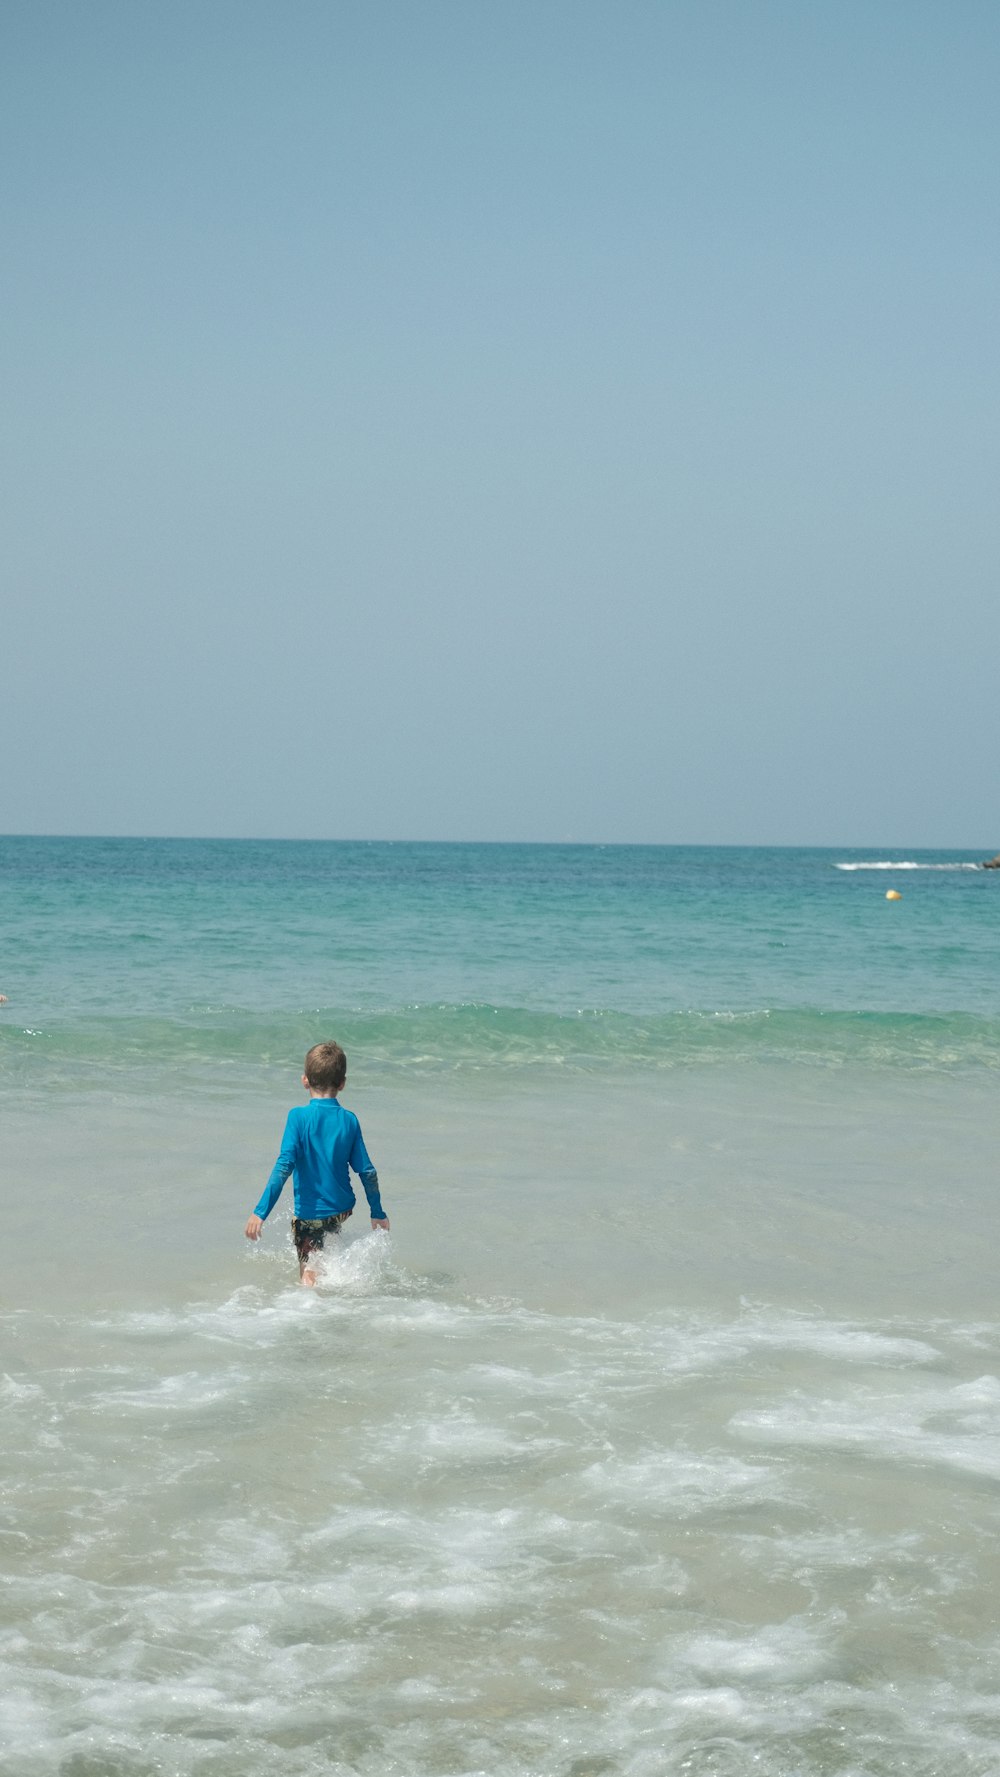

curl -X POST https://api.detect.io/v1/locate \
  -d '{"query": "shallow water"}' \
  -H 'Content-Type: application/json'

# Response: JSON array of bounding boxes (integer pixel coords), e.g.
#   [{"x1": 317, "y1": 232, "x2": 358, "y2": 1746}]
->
[
  {"x1": 6, "y1": 1247, "x2": 1000, "y2": 1776},
  {"x1": 2, "y1": 840, "x2": 999, "y2": 1773}
]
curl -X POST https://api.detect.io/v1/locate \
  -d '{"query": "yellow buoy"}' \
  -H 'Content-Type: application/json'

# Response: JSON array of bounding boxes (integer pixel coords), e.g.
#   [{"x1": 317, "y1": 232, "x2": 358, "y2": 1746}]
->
[{"x1": 886, "y1": 889, "x2": 902, "y2": 901}]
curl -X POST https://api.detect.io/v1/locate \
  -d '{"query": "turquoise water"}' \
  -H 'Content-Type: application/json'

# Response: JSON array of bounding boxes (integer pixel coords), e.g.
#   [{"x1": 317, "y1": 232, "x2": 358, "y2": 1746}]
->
[
  {"x1": 2, "y1": 838, "x2": 998, "y2": 1081},
  {"x1": 3, "y1": 839, "x2": 1000, "y2": 1776}
]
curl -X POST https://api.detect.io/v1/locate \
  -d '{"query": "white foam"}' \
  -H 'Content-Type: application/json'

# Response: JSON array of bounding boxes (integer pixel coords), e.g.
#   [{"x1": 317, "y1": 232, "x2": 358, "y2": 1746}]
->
[
  {"x1": 91, "y1": 1368, "x2": 250, "y2": 1411},
  {"x1": 623, "y1": 1313, "x2": 942, "y2": 1381},
  {"x1": 311, "y1": 1228, "x2": 398, "y2": 1293},
  {"x1": 731, "y1": 1372, "x2": 1000, "y2": 1479},
  {"x1": 581, "y1": 1447, "x2": 782, "y2": 1516},
  {"x1": 834, "y1": 859, "x2": 980, "y2": 870},
  {"x1": 104, "y1": 1280, "x2": 379, "y2": 1347},
  {"x1": 0, "y1": 1374, "x2": 42, "y2": 1404},
  {"x1": 372, "y1": 1405, "x2": 562, "y2": 1473},
  {"x1": 7, "y1": 1289, "x2": 1000, "y2": 1777},
  {"x1": 674, "y1": 1619, "x2": 829, "y2": 1683}
]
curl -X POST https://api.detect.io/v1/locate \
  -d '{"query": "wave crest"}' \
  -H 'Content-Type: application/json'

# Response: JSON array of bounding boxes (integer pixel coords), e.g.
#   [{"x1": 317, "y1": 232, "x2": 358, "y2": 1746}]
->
[
  {"x1": 3, "y1": 1001, "x2": 999, "y2": 1084},
  {"x1": 834, "y1": 861, "x2": 981, "y2": 871}
]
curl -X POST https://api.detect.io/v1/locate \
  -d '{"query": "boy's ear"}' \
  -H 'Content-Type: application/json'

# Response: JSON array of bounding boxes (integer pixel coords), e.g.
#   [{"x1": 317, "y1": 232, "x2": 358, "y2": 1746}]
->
[{"x1": 302, "y1": 1073, "x2": 310, "y2": 1089}]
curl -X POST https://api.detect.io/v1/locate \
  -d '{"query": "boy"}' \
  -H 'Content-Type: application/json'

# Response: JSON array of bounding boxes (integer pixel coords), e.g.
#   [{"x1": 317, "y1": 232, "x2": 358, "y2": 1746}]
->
[{"x1": 245, "y1": 1040, "x2": 389, "y2": 1285}]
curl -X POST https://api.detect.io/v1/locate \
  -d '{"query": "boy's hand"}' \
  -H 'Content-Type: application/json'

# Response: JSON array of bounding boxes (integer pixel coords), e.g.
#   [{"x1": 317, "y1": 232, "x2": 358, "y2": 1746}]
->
[
  {"x1": 371, "y1": 1218, "x2": 390, "y2": 1232},
  {"x1": 244, "y1": 1215, "x2": 264, "y2": 1241}
]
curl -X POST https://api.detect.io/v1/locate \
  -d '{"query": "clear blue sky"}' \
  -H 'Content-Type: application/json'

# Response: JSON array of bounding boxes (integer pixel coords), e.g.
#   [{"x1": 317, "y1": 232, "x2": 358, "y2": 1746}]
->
[{"x1": 3, "y1": 1, "x2": 997, "y2": 843}]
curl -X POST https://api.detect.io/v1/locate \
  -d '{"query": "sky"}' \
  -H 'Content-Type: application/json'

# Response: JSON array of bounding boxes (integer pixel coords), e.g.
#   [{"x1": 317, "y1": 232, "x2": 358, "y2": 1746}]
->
[{"x1": 2, "y1": 0, "x2": 998, "y2": 845}]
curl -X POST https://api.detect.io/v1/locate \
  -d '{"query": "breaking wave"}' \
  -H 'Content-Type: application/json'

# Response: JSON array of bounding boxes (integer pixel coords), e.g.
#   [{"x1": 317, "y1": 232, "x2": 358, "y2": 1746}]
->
[{"x1": 834, "y1": 860, "x2": 982, "y2": 871}]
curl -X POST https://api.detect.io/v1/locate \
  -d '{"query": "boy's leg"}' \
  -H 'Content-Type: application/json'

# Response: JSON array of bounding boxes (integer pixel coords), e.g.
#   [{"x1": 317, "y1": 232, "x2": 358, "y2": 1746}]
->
[
  {"x1": 292, "y1": 1219, "x2": 321, "y2": 1286},
  {"x1": 292, "y1": 1215, "x2": 351, "y2": 1286}
]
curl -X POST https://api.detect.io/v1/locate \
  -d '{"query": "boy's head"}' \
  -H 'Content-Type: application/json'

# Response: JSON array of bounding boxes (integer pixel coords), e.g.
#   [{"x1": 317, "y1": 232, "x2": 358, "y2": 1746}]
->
[{"x1": 303, "y1": 1041, "x2": 347, "y2": 1095}]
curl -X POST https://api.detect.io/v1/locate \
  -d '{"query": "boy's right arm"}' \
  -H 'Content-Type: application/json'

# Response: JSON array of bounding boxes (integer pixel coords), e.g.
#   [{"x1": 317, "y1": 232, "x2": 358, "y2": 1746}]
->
[{"x1": 245, "y1": 1111, "x2": 298, "y2": 1239}]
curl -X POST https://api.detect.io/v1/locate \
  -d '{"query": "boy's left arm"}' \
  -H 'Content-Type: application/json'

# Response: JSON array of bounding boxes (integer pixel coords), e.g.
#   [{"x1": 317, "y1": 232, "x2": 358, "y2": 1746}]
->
[{"x1": 350, "y1": 1122, "x2": 389, "y2": 1230}]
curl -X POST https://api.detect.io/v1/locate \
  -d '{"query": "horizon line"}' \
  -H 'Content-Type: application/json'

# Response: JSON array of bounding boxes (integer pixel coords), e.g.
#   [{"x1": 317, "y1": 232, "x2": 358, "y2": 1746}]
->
[{"x1": 0, "y1": 833, "x2": 995, "y2": 853}]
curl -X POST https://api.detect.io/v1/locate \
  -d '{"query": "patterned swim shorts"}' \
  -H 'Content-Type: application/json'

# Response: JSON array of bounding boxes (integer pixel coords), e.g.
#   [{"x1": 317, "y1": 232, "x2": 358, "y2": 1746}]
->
[{"x1": 291, "y1": 1212, "x2": 352, "y2": 1263}]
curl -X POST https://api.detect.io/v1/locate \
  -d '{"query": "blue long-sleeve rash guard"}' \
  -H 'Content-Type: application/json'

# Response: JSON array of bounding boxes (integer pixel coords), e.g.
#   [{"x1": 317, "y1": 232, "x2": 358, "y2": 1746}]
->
[{"x1": 254, "y1": 1099, "x2": 386, "y2": 1223}]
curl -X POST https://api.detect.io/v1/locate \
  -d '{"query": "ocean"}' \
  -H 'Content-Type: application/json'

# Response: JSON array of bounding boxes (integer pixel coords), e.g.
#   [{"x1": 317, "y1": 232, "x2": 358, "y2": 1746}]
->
[{"x1": 2, "y1": 837, "x2": 999, "y2": 1776}]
